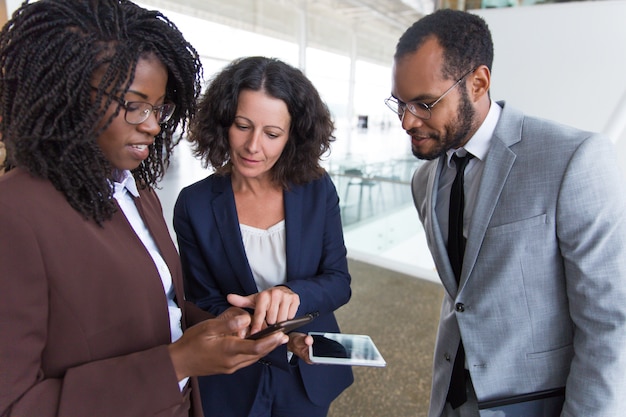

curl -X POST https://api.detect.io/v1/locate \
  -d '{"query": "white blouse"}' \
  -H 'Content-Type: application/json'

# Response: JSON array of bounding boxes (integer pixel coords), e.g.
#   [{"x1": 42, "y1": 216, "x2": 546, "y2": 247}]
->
[{"x1": 239, "y1": 220, "x2": 287, "y2": 291}]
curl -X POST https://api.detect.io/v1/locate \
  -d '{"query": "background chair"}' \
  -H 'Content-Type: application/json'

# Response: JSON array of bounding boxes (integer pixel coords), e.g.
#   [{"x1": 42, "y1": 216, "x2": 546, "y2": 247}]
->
[{"x1": 343, "y1": 168, "x2": 382, "y2": 222}]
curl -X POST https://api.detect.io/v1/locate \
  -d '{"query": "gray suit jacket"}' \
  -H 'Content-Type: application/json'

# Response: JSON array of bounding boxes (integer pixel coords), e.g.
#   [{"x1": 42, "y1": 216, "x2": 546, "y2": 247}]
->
[{"x1": 412, "y1": 102, "x2": 626, "y2": 417}]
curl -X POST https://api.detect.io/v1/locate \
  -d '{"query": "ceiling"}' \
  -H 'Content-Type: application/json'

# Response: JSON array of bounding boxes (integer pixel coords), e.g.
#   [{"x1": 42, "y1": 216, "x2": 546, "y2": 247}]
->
[{"x1": 137, "y1": 0, "x2": 433, "y2": 67}]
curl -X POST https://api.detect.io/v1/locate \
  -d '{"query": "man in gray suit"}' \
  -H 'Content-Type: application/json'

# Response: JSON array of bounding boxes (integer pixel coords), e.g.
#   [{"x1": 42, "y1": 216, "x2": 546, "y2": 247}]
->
[{"x1": 386, "y1": 9, "x2": 626, "y2": 417}]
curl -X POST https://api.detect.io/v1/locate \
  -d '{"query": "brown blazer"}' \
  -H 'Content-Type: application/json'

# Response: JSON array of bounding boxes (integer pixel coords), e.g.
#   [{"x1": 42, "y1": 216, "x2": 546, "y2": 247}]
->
[{"x1": 0, "y1": 168, "x2": 208, "y2": 417}]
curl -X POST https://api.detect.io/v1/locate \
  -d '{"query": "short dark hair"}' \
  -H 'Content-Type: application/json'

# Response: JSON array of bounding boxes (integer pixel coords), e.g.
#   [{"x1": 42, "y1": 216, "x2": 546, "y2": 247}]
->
[
  {"x1": 189, "y1": 56, "x2": 334, "y2": 188},
  {"x1": 395, "y1": 9, "x2": 494, "y2": 80},
  {"x1": 0, "y1": 0, "x2": 202, "y2": 224}
]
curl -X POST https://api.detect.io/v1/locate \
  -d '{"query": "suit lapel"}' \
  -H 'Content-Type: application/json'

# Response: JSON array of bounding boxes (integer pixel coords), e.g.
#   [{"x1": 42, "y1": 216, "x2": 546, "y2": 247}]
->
[
  {"x1": 211, "y1": 176, "x2": 259, "y2": 295},
  {"x1": 461, "y1": 140, "x2": 516, "y2": 286},
  {"x1": 425, "y1": 158, "x2": 460, "y2": 295},
  {"x1": 284, "y1": 184, "x2": 302, "y2": 280},
  {"x1": 462, "y1": 103, "x2": 522, "y2": 288},
  {"x1": 127, "y1": 190, "x2": 179, "y2": 334}
]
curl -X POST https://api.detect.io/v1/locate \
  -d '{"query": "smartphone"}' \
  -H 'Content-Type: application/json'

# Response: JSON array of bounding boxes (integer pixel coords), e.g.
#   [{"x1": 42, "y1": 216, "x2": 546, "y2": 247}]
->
[{"x1": 246, "y1": 314, "x2": 315, "y2": 340}]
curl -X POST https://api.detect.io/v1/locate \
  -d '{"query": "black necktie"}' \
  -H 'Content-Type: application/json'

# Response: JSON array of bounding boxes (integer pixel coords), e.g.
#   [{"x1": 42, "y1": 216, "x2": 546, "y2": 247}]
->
[{"x1": 446, "y1": 153, "x2": 473, "y2": 409}]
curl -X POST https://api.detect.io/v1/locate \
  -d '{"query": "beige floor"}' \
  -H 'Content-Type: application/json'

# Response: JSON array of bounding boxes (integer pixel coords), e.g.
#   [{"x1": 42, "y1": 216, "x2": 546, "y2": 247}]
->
[{"x1": 328, "y1": 259, "x2": 443, "y2": 417}]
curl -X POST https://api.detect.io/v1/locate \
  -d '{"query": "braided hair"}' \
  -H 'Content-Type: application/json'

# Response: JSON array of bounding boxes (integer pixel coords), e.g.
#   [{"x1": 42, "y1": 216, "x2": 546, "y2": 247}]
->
[{"x1": 0, "y1": 0, "x2": 202, "y2": 224}]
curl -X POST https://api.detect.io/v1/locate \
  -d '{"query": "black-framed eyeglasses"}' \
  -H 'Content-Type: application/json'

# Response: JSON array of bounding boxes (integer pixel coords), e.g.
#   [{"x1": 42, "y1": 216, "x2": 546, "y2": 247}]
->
[
  {"x1": 384, "y1": 67, "x2": 477, "y2": 121},
  {"x1": 94, "y1": 88, "x2": 176, "y2": 125}
]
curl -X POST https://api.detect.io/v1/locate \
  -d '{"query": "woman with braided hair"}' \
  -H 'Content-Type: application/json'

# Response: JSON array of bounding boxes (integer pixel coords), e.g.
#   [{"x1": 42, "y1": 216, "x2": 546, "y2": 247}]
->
[{"x1": 0, "y1": 1, "x2": 287, "y2": 416}]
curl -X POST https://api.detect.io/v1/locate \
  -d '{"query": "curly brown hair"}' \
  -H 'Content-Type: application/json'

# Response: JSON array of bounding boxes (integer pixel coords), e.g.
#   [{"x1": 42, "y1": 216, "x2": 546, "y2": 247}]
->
[
  {"x1": 189, "y1": 56, "x2": 334, "y2": 188},
  {"x1": 0, "y1": 0, "x2": 202, "y2": 224}
]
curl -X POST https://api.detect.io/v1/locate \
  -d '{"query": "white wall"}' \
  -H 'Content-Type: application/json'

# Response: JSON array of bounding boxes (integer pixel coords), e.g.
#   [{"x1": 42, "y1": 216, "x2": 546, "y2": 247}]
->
[
  {"x1": 474, "y1": 1, "x2": 626, "y2": 172},
  {"x1": 5, "y1": 0, "x2": 20, "y2": 16}
]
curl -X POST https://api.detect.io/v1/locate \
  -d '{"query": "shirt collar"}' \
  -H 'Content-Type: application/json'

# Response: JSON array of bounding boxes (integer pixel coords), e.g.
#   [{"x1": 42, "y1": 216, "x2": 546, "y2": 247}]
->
[
  {"x1": 112, "y1": 170, "x2": 139, "y2": 198},
  {"x1": 446, "y1": 99, "x2": 502, "y2": 166}
]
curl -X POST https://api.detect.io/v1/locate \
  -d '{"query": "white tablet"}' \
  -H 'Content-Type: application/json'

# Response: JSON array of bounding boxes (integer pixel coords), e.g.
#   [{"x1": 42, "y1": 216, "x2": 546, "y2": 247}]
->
[{"x1": 308, "y1": 332, "x2": 386, "y2": 367}]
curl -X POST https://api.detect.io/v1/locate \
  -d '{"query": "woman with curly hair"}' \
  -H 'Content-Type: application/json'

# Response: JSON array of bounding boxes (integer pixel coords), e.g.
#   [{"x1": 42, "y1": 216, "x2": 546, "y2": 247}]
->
[
  {"x1": 174, "y1": 56, "x2": 354, "y2": 417},
  {"x1": 0, "y1": 2, "x2": 287, "y2": 416}
]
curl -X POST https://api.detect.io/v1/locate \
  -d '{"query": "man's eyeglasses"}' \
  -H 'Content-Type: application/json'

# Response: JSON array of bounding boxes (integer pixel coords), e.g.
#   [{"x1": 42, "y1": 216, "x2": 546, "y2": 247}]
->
[
  {"x1": 94, "y1": 88, "x2": 176, "y2": 125},
  {"x1": 384, "y1": 67, "x2": 477, "y2": 121}
]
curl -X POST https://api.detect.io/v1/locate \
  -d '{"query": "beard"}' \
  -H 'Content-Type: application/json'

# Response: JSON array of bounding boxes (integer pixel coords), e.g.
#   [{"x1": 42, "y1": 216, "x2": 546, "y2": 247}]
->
[{"x1": 410, "y1": 90, "x2": 476, "y2": 161}]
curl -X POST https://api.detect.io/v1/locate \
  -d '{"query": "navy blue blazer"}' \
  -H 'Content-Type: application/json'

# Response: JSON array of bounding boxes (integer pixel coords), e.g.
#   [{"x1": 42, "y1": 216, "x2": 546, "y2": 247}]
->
[{"x1": 173, "y1": 172, "x2": 353, "y2": 407}]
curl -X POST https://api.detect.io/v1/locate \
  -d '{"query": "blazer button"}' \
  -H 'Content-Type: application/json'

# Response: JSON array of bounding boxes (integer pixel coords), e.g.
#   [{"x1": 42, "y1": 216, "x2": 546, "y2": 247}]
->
[
  {"x1": 258, "y1": 360, "x2": 271, "y2": 366},
  {"x1": 455, "y1": 303, "x2": 465, "y2": 312},
  {"x1": 444, "y1": 353, "x2": 451, "y2": 361}
]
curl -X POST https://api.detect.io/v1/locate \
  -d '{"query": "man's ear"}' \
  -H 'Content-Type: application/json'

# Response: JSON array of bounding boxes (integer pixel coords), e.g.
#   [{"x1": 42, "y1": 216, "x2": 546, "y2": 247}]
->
[{"x1": 469, "y1": 65, "x2": 491, "y2": 102}]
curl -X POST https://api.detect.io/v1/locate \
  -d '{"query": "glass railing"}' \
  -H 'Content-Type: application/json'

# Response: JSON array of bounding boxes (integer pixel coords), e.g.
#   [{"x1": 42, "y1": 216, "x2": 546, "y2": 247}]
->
[{"x1": 328, "y1": 157, "x2": 423, "y2": 227}]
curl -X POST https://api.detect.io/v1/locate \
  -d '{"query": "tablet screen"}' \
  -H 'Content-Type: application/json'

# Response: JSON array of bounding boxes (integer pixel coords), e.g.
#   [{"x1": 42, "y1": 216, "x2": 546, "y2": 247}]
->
[{"x1": 308, "y1": 332, "x2": 386, "y2": 367}]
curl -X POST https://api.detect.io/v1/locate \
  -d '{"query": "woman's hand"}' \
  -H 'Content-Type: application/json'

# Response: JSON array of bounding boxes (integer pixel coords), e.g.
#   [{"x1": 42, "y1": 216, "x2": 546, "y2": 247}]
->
[
  {"x1": 288, "y1": 332, "x2": 314, "y2": 364},
  {"x1": 227, "y1": 286, "x2": 300, "y2": 334},
  {"x1": 217, "y1": 306, "x2": 254, "y2": 338},
  {"x1": 168, "y1": 308, "x2": 288, "y2": 381}
]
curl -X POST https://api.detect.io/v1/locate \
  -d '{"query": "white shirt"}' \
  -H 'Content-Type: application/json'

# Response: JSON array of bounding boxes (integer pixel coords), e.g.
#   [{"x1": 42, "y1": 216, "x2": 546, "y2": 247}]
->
[
  {"x1": 240, "y1": 220, "x2": 290, "y2": 359},
  {"x1": 239, "y1": 220, "x2": 287, "y2": 291},
  {"x1": 112, "y1": 170, "x2": 188, "y2": 390},
  {"x1": 436, "y1": 100, "x2": 502, "y2": 246}
]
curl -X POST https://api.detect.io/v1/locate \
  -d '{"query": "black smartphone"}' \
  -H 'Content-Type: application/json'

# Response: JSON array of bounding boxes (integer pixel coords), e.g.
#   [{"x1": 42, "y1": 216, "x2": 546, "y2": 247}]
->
[{"x1": 246, "y1": 314, "x2": 315, "y2": 340}]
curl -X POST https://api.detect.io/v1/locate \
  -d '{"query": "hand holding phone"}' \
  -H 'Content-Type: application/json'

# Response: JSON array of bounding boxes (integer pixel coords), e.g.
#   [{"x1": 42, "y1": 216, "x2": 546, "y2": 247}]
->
[{"x1": 246, "y1": 314, "x2": 315, "y2": 340}]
